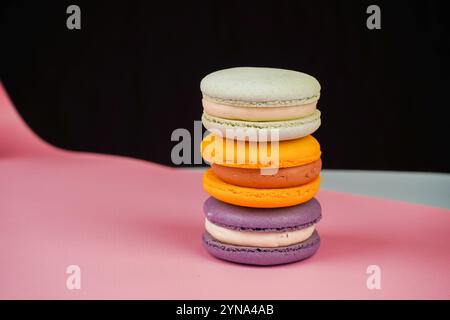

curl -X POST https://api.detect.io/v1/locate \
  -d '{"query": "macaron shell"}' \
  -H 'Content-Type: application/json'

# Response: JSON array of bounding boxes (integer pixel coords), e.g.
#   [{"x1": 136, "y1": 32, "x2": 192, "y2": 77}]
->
[
  {"x1": 200, "y1": 67, "x2": 321, "y2": 106},
  {"x1": 203, "y1": 196, "x2": 322, "y2": 232},
  {"x1": 202, "y1": 110, "x2": 321, "y2": 141},
  {"x1": 202, "y1": 230, "x2": 321, "y2": 266},
  {"x1": 211, "y1": 159, "x2": 322, "y2": 189},
  {"x1": 202, "y1": 169, "x2": 320, "y2": 208},
  {"x1": 201, "y1": 134, "x2": 321, "y2": 169}
]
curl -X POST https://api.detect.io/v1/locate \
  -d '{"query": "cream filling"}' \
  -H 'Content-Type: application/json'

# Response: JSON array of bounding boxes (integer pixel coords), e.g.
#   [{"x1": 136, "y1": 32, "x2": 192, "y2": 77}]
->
[
  {"x1": 203, "y1": 93, "x2": 320, "y2": 107},
  {"x1": 205, "y1": 219, "x2": 315, "y2": 248},
  {"x1": 202, "y1": 99, "x2": 317, "y2": 121},
  {"x1": 202, "y1": 109, "x2": 321, "y2": 129}
]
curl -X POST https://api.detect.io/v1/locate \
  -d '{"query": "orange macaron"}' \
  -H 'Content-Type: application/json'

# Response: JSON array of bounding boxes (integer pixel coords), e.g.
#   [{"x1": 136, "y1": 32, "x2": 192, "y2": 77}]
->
[{"x1": 201, "y1": 134, "x2": 322, "y2": 208}]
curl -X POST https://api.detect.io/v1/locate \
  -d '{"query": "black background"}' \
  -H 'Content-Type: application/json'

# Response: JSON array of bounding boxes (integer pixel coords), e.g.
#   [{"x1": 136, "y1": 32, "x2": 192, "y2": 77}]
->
[{"x1": 1, "y1": 0, "x2": 448, "y2": 172}]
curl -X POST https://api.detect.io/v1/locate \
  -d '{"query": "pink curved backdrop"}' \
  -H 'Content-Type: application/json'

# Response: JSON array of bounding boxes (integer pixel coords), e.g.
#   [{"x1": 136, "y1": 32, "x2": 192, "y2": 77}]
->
[{"x1": 0, "y1": 83, "x2": 449, "y2": 299}]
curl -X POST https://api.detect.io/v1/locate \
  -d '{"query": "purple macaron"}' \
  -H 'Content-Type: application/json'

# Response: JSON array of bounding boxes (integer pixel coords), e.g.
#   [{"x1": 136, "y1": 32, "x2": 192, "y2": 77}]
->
[{"x1": 202, "y1": 197, "x2": 322, "y2": 266}]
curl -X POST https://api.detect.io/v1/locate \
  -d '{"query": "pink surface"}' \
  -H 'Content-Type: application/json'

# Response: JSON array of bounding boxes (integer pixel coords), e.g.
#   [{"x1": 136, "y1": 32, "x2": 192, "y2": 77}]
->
[{"x1": 1, "y1": 83, "x2": 449, "y2": 299}]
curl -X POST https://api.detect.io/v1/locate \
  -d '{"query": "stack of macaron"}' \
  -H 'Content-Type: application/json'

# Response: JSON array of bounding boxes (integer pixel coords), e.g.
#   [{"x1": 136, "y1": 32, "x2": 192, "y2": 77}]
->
[{"x1": 200, "y1": 67, "x2": 323, "y2": 265}]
